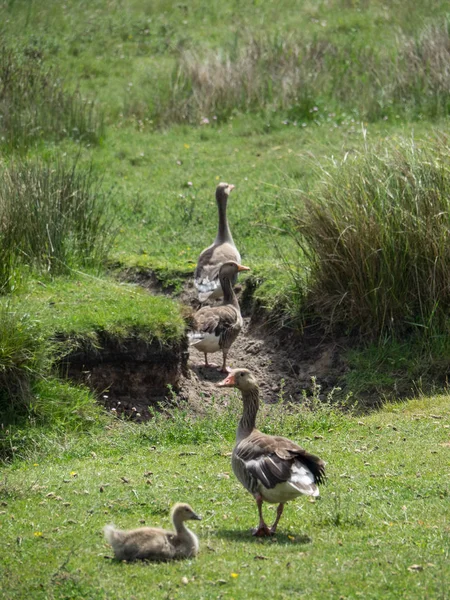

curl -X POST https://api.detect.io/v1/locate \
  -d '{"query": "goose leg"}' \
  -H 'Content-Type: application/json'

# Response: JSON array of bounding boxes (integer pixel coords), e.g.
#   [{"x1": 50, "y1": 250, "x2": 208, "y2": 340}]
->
[
  {"x1": 203, "y1": 353, "x2": 218, "y2": 368},
  {"x1": 218, "y1": 350, "x2": 231, "y2": 373},
  {"x1": 269, "y1": 503, "x2": 285, "y2": 535},
  {"x1": 252, "y1": 494, "x2": 271, "y2": 537}
]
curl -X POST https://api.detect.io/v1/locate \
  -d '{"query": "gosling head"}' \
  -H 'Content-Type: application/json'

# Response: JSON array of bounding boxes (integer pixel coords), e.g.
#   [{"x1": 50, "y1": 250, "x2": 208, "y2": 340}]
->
[
  {"x1": 171, "y1": 503, "x2": 202, "y2": 523},
  {"x1": 216, "y1": 368, "x2": 258, "y2": 392}
]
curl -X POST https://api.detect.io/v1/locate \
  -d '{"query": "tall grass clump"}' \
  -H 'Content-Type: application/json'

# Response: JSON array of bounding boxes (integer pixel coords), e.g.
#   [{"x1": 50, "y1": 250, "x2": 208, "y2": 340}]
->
[
  {"x1": 0, "y1": 45, "x2": 103, "y2": 150},
  {"x1": 0, "y1": 303, "x2": 51, "y2": 423},
  {"x1": 394, "y1": 19, "x2": 450, "y2": 119},
  {"x1": 148, "y1": 18, "x2": 450, "y2": 125},
  {"x1": 0, "y1": 157, "x2": 115, "y2": 290},
  {"x1": 288, "y1": 135, "x2": 450, "y2": 338},
  {"x1": 152, "y1": 33, "x2": 333, "y2": 124}
]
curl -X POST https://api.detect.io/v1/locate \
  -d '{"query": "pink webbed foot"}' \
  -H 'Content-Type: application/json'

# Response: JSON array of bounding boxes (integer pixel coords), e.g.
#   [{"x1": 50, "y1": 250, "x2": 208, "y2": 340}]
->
[
  {"x1": 252, "y1": 524, "x2": 272, "y2": 537},
  {"x1": 204, "y1": 360, "x2": 219, "y2": 368}
]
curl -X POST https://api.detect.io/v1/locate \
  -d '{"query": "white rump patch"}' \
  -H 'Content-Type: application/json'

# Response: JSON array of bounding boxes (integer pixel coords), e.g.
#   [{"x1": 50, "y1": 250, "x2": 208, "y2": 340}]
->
[
  {"x1": 188, "y1": 331, "x2": 220, "y2": 353},
  {"x1": 259, "y1": 462, "x2": 320, "y2": 503}
]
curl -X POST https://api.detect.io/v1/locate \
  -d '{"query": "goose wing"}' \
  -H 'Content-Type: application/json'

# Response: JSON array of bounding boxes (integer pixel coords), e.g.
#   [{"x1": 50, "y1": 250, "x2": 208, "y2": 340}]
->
[
  {"x1": 189, "y1": 305, "x2": 240, "y2": 341},
  {"x1": 236, "y1": 431, "x2": 326, "y2": 489},
  {"x1": 194, "y1": 244, "x2": 241, "y2": 299}
]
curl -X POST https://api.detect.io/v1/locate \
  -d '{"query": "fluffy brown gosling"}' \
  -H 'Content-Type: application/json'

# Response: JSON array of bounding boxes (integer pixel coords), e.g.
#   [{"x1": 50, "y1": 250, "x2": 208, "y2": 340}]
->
[{"x1": 104, "y1": 503, "x2": 201, "y2": 561}]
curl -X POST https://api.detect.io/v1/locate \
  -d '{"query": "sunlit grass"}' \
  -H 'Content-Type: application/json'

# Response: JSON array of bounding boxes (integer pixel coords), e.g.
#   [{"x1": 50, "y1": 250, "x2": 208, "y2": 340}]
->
[{"x1": 1, "y1": 392, "x2": 449, "y2": 599}]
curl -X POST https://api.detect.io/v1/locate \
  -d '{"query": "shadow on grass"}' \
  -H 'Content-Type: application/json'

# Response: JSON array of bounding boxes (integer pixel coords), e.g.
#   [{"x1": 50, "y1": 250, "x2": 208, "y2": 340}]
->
[{"x1": 216, "y1": 528, "x2": 312, "y2": 545}]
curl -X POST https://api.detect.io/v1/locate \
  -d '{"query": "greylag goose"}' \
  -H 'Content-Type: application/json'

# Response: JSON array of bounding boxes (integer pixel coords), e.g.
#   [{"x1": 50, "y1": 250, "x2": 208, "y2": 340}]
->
[
  {"x1": 194, "y1": 182, "x2": 240, "y2": 302},
  {"x1": 217, "y1": 369, "x2": 326, "y2": 536},
  {"x1": 103, "y1": 503, "x2": 201, "y2": 561},
  {"x1": 189, "y1": 261, "x2": 250, "y2": 372}
]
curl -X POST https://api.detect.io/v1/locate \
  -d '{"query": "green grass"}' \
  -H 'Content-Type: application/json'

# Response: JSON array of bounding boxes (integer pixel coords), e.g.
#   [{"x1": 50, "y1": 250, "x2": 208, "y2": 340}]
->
[
  {"x1": 1, "y1": 2, "x2": 450, "y2": 596},
  {"x1": 1, "y1": 391, "x2": 449, "y2": 599},
  {"x1": 0, "y1": 275, "x2": 185, "y2": 432},
  {"x1": 3, "y1": 274, "x2": 186, "y2": 347},
  {"x1": 0, "y1": 157, "x2": 113, "y2": 292},
  {"x1": 0, "y1": 44, "x2": 103, "y2": 151}
]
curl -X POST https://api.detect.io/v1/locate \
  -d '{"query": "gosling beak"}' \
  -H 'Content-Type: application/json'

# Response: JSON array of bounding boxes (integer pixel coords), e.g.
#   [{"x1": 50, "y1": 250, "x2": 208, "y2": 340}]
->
[
  {"x1": 191, "y1": 512, "x2": 202, "y2": 521},
  {"x1": 217, "y1": 372, "x2": 236, "y2": 387}
]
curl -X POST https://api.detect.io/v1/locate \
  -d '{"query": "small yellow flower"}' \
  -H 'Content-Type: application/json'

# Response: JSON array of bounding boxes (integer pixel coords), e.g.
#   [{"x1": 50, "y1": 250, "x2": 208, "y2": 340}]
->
[
  {"x1": 230, "y1": 573, "x2": 239, "y2": 579},
  {"x1": 33, "y1": 463, "x2": 38, "y2": 467},
  {"x1": 184, "y1": 144, "x2": 190, "y2": 149},
  {"x1": 34, "y1": 531, "x2": 43, "y2": 537},
  {"x1": 288, "y1": 535, "x2": 295, "y2": 540},
  {"x1": 215, "y1": 176, "x2": 220, "y2": 180},
  {"x1": 70, "y1": 471, "x2": 78, "y2": 477}
]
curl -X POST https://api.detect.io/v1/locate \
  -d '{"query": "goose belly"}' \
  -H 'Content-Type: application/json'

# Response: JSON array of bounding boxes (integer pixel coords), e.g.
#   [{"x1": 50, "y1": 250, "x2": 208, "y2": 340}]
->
[{"x1": 189, "y1": 332, "x2": 221, "y2": 354}]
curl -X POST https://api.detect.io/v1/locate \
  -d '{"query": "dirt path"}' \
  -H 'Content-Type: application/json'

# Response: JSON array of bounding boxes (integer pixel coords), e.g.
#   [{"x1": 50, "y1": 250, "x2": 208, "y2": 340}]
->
[{"x1": 177, "y1": 280, "x2": 347, "y2": 407}]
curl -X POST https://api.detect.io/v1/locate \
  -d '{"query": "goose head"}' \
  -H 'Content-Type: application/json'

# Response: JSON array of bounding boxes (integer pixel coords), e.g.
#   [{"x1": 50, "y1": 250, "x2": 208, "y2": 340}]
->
[
  {"x1": 219, "y1": 261, "x2": 250, "y2": 283},
  {"x1": 171, "y1": 503, "x2": 202, "y2": 524},
  {"x1": 217, "y1": 368, "x2": 258, "y2": 392},
  {"x1": 216, "y1": 182, "x2": 235, "y2": 203}
]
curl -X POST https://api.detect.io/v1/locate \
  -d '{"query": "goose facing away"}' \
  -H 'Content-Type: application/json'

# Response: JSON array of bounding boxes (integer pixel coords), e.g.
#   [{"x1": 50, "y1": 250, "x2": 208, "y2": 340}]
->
[
  {"x1": 189, "y1": 261, "x2": 250, "y2": 372},
  {"x1": 103, "y1": 503, "x2": 201, "y2": 561},
  {"x1": 217, "y1": 369, "x2": 326, "y2": 537},
  {"x1": 194, "y1": 182, "x2": 240, "y2": 302}
]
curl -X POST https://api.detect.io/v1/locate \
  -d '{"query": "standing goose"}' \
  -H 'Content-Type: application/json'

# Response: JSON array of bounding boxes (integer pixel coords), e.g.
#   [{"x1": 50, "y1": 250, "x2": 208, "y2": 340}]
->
[
  {"x1": 103, "y1": 503, "x2": 201, "y2": 561},
  {"x1": 194, "y1": 182, "x2": 240, "y2": 302},
  {"x1": 217, "y1": 369, "x2": 326, "y2": 536},
  {"x1": 189, "y1": 261, "x2": 250, "y2": 372}
]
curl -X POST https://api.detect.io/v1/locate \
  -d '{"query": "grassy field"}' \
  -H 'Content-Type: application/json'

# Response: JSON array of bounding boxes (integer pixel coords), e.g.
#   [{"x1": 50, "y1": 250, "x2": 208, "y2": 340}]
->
[
  {"x1": 1, "y1": 0, "x2": 450, "y2": 598},
  {"x1": 1, "y1": 391, "x2": 450, "y2": 599}
]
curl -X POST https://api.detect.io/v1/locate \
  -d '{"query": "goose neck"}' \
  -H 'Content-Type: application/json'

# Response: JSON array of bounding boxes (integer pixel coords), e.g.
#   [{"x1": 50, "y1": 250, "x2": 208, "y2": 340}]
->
[
  {"x1": 221, "y1": 275, "x2": 239, "y2": 309},
  {"x1": 215, "y1": 195, "x2": 233, "y2": 244},
  {"x1": 237, "y1": 387, "x2": 259, "y2": 440}
]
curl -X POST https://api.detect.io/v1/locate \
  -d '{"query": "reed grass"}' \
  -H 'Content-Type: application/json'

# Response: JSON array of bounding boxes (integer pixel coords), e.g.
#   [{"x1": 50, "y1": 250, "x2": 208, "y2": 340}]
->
[
  {"x1": 287, "y1": 135, "x2": 450, "y2": 338},
  {"x1": 0, "y1": 157, "x2": 115, "y2": 291}
]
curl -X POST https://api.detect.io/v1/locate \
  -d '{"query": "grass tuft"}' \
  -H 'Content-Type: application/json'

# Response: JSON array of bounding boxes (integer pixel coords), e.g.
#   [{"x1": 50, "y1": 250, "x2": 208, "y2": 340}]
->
[
  {"x1": 287, "y1": 135, "x2": 450, "y2": 338},
  {"x1": 0, "y1": 157, "x2": 115, "y2": 291},
  {"x1": 0, "y1": 45, "x2": 104, "y2": 151},
  {"x1": 0, "y1": 303, "x2": 52, "y2": 424}
]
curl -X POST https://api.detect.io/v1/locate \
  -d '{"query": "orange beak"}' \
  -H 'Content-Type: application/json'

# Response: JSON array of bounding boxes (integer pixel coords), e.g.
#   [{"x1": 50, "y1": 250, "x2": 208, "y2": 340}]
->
[
  {"x1": 237, "y1": 264, "x2": 250, "y2": 272},
  {"x1": 217, "y1": 372, "x2": 236, "y2": 387}
]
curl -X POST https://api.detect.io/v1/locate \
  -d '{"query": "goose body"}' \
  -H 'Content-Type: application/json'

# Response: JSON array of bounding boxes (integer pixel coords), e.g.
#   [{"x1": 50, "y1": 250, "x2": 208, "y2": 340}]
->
[
  {"x1": 104, "y1": 503, "x2": 201, "y2": 561},
  {"x1": 194, "y1": 183, "x2": 240, "y2": 302},
  {"x1": 218, "y1": 369, "x2": 326, "y2": 536},
  {"x1": 189, "y1": 261, "x2": 249, "y2": 372}
]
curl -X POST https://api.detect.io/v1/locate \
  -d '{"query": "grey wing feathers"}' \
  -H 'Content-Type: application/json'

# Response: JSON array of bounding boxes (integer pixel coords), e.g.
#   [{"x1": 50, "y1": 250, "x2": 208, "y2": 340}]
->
[
  {"x1": 237, "y1": 432, "x2": 326, "y2": 489},
  {"x1": 191, "y1": 306, "x2": 239, "y2": 337},
  {"x1": 246, "y1": 454, "x2": 293, "y2": 489},
  {"x1": 191, "y1": 307, "x2": 221, "y2": 335},
  {"x1": 194, "y1": 261, "x2": 222, "y2": 295}
]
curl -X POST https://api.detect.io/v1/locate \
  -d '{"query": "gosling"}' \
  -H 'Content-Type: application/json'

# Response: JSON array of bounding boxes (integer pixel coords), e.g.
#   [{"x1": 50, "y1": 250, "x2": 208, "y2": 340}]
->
[{"x1": 104, "y1": 502, "x2": 201, "y2": 561}]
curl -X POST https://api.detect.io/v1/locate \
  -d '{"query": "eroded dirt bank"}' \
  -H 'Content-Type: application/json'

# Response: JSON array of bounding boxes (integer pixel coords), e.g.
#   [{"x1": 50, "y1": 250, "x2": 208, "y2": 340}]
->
[{"x1": 61, "y1": 332, "x2": 189, "y2": 421}]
